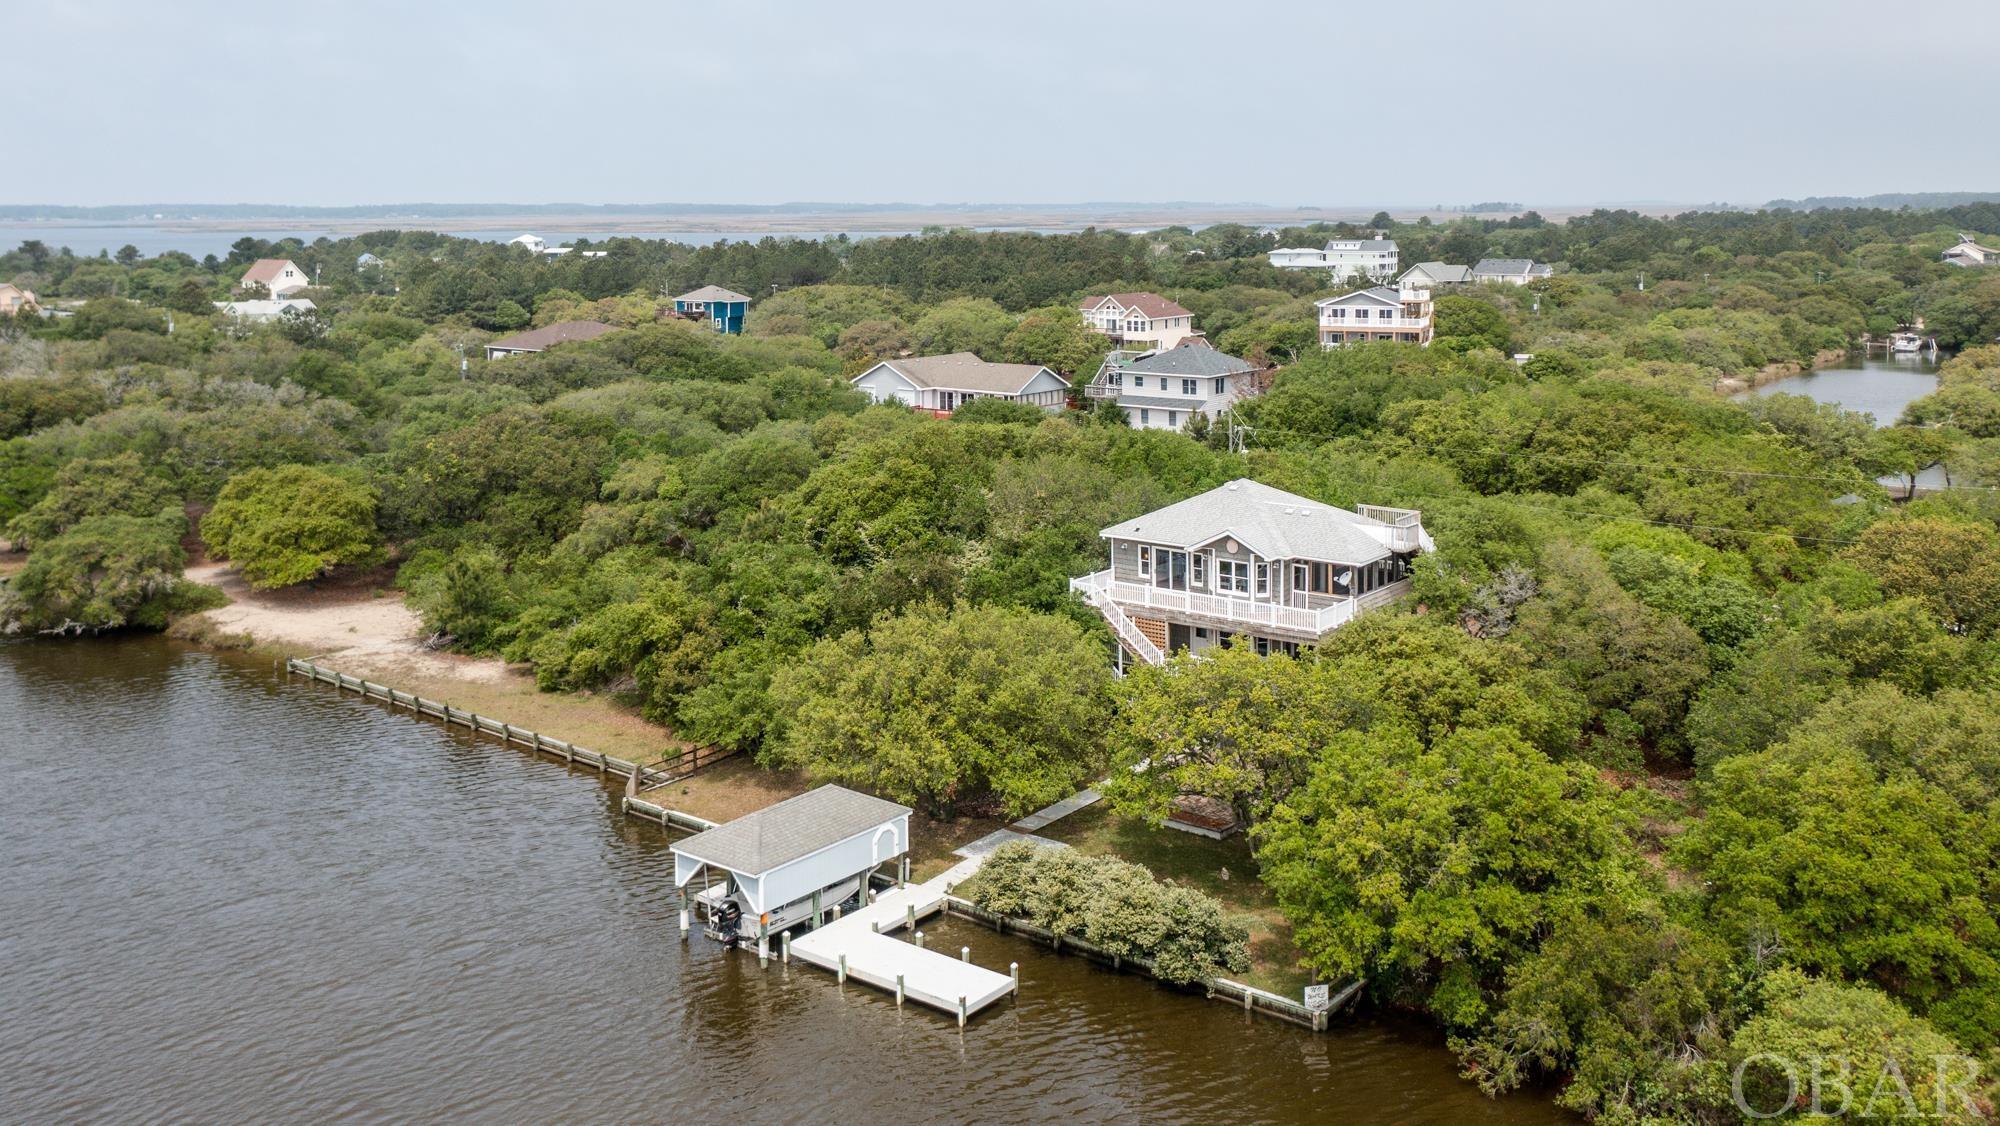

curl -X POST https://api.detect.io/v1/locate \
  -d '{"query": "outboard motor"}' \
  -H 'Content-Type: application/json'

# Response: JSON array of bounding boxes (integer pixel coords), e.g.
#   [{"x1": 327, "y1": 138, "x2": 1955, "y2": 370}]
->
[{"x1": 715, "y1": 901, "x2": 742, "y2": 947}]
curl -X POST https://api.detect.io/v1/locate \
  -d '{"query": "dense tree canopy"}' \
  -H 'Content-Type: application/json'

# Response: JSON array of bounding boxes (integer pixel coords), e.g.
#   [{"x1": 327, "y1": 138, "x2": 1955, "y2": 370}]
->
[{"x1": 9, "y1": 205, "x2": 2000, "y2": 1119}]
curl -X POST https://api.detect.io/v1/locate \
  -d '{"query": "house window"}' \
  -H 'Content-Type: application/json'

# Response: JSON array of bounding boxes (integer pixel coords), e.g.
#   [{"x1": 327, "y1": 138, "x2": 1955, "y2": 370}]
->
[
  {"x1": 1191, "y1": 552, "x2": 1206, "y2": 587},
  {"x1": 1137, "y1": 544, "x2": 1151, "y2": 577},
  {"x1": 1108, "y1": 371, "x2": 1123, "y2": 387},
  {"x1": 1168, "y1": 411, "x2": 1179, "y2": 428},
  {"x1": 1217, "y1": 560, "x2": 1251, "y2": 594},
  {"x1": 1254, "y1": 562, "x2": 1269, "y2": 596},
  {"x1": 1139, "y1": 408, "x2": 1150, "y2": 426},
  {"x1": 1182, "y1": 379, "x2": 1198, "y2": 396},
  {"x1": 1325, "y1": 308, "x2": 1345, "y2": 319},
  {"x1": 1354, "y1": 308, "x2": 1370, "y2": 320},
  {"x1": 1212, "y1": 376, "x2": 1225, "y2": 394},
  {"x1": 1133, "y1": 375, "x2": 1145, "y2": 389}
]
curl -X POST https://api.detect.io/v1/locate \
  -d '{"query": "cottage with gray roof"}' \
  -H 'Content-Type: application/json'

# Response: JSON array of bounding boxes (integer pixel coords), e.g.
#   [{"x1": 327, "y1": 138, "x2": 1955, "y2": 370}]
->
[
  {"x1": 1085, "y1": 341, "x2": 1265, "y2": 431},
  {"x1": 1071, "y1": 479, "x2": 1432, "y2": 667},
  {"x1": 1470, "y1": 258, "x2": 1555, "y2": 285},
  {"x1": 1399, "y1": 261, "x2": 1473, "y2": 287},
  {"x1": 850, "y1": 352, "x2": 1070, "y2": 414},
  {"x1": 483, "y1": 319, "x2": 617, "y2": 359}
]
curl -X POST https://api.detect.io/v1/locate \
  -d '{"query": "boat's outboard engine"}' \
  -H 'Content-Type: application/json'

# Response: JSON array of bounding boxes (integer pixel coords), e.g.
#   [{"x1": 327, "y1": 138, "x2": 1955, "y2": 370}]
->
[{"x1": 715, "y1": 900, "x2": 742, "y2": 947}]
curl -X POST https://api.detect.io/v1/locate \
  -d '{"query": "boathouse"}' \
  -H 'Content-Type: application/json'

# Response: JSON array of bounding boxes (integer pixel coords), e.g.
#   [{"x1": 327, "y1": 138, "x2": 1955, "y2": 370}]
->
[{"x1": 671, "y1": 784, "x2": 911, "y2": 935}]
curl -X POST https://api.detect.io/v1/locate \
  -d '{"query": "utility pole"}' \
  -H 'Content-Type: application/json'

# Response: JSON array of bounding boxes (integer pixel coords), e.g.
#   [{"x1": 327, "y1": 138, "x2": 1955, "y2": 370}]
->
[
  {"x1": 1636, "y1": 272, "x2": 1645, "y2": 292},
  {"x1": 455, "y1": 343, "x2": 468, "y2": 380}
]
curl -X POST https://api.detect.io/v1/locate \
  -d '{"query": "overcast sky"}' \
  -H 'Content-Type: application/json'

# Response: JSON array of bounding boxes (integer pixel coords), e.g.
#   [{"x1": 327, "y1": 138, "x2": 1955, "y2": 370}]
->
[{"x1": 13, "y1": 0, "x2": 1998, "y2": 208}]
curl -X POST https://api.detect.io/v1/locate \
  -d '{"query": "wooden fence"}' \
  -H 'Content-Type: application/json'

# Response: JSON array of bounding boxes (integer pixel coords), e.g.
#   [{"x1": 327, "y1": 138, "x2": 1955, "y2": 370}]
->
[
  {"x1": 283, "y1": 658, "x2": 736, "y2": 791},
  {"x1": 941, "y1": 895, "x2": 1360, "y2": 1031}
]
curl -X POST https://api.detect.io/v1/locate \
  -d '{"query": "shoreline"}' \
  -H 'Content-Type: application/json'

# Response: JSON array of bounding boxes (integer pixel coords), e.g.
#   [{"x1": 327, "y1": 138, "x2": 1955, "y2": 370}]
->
[{"x1": 1712, "y1": 346, "x2": 1854, "y2": 394}]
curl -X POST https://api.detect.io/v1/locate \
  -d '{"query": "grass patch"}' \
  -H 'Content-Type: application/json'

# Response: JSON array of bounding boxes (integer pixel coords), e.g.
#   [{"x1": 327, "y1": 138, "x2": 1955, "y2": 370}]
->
[
  {"x1": 371, "y1": 667, "x2": 688, "y2": 765},
  {"x1": 1038, "y1": 803, "x2": 1313, "y2": 995}
]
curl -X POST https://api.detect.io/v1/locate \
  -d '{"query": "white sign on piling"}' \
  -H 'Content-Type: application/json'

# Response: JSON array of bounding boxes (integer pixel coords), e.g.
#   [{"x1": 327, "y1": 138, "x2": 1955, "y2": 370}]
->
[{"x1": 1304, "y1": 984, "x2": 1331, "y2": 1013}]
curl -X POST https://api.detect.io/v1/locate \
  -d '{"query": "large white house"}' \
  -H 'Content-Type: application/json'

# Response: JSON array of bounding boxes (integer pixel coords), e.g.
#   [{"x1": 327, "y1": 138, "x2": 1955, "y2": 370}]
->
[
  {"x1": 850, "y1": 352, "x2": 1070, "y2": 414},
  {"x1": 1316, "y1": 281, "x2": 1434, "y2": 347},
  {"x1": 1943, "y1": 234, "x2": 2000, "y2": 268},
  {"x1": 239, "y1": 258, "x2": 309, "y2": 297},
  {"x1": 1085, "y1": 342, "x2": 1265, "y2": 431},
  {"x1": 1470, "y1": 258, "x2": 1555, "y2": 285},
  {"x1": 214, "y1": 297, "x2": 317, "y2": 322},
  {"x1": 1070, "y1": 479, "x2": 1431, "y2": 667},
  {"x1": 1268, "y1": 234, "x2": 1399, "y2": 282},
  {"x1": 1079, "y1": 292, "x2": 1198, "y2": 352}
]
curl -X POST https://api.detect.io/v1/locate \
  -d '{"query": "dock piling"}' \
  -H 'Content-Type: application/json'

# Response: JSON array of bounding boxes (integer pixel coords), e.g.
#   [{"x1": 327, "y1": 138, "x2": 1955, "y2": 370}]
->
[
  {"x1": 958, "y1": 996, "x2": 967, "y2": 1028},
  {"x1": 838, "y1": 953, "x2": 848, "y2": 983},
  {"x1": 781, "y1": 932, "x2": 791, "y2": 963},
  {"x1": 896, "y1": 974, "x2": 905, "y2": 1006},
  {"x1": 960, "y1": 946, "x2": 970, "y2": 963},
  {"x1": 914, "y1": 930, "x2": 924, "y2": 950},
  {"x1": 678, "y1": 889, "x2": 689, "y2": 939},
  {"x1": 1010, "y1": 962, "x2": 1019, "y2": 992},
  {"x1": 906, "y1": 904, "x2": 915, "y2": 932}
]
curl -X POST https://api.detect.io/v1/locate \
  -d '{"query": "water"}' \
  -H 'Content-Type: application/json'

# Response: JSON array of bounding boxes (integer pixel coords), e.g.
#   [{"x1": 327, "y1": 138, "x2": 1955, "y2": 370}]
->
[
  {"x1": 0, "y1": 636, "x2": 1566, "y2": 1123},
  {"x1": 1748, "y1": 353, "x2": 1942, "y2": 426},
  {"x1": 0, "y1": 222, "x2": 1114, "y2": 260},
  {"x1": 1747, "y1": 353, "x2": 1946, "y2": 490}
]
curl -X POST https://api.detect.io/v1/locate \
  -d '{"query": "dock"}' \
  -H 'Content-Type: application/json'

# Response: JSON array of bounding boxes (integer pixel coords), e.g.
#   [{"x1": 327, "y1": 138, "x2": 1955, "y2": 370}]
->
[{"x1": 789, "y1": 881, "x2": 1016, "y2": 1023}]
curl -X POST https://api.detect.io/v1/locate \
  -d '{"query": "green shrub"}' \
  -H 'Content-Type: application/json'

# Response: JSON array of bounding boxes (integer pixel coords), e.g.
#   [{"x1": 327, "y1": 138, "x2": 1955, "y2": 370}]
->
[{"x1": 958, "y1": 840, "x2": 1250, "y2": 985}]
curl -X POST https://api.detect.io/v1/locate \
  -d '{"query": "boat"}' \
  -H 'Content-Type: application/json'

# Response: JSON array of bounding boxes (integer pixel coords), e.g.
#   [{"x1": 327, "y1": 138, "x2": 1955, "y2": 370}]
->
[{"x1": 1890, "y1": 330, "x2": 1924, "y2": 354}]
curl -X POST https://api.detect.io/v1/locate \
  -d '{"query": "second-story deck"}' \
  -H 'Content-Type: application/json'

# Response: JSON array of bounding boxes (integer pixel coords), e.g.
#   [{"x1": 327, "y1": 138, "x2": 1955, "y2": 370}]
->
[{"x1": 1070, "y1": 569, "x2": 1411, "y2": 649}]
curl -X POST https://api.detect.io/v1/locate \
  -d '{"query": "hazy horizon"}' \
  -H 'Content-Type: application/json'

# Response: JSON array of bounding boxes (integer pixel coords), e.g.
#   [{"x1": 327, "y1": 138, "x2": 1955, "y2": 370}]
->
[{"x1": 14, "y1": 0, "x2": 2000, "y2": 208}]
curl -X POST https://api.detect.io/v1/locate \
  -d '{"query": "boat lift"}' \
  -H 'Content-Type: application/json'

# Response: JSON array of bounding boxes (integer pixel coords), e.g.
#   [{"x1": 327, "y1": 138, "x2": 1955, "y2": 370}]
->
[{"x1": 670, "y1": 784, "x2": 1016, "y2": 1021}]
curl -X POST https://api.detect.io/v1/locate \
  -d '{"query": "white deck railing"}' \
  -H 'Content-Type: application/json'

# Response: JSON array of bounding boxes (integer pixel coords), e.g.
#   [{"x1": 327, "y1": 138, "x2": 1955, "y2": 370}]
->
[{"x1": 1069, "y1": 570, "x2": 1360, "y2": 635}]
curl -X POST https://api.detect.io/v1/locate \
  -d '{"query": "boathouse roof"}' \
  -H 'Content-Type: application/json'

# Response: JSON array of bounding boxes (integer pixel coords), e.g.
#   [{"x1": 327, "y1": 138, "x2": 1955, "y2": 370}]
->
[{"x1": 671, "y1": 784, "x2": 911, "y2": 876}]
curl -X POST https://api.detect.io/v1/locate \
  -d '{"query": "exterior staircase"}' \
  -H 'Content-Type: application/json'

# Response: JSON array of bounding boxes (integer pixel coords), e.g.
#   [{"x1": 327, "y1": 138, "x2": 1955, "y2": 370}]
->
[{"x1": 1070, "y1": 576, "x2": 1165, "y2": 666}]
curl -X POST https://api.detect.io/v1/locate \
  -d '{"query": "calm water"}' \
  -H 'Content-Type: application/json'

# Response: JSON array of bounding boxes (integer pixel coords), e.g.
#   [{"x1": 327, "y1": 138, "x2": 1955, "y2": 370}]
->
[
  {"x1": 1749, "y1": 353, "x2": 1946, "y2": 489},
  {"x1": 0, "y1": 222, "x2": 1111, "y2": 260},
  {"x1": 1748, "y1": 353, "x2": 1942, "y2": 426},
  {"x1": 0, "y1": 636, "x2": 1565, "y2": 1123}
]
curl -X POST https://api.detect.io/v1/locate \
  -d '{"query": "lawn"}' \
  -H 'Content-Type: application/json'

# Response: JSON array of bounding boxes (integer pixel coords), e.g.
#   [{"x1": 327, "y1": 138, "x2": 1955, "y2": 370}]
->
[{"x1": 1036, "y1": 803, "x2": 1315, "y2": 995}]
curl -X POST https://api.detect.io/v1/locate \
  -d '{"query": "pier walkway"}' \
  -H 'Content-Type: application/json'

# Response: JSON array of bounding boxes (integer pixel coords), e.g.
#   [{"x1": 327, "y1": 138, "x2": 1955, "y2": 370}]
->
[{"x1": 789, "y1": 880, "x2": 1015, "y2": 1022}]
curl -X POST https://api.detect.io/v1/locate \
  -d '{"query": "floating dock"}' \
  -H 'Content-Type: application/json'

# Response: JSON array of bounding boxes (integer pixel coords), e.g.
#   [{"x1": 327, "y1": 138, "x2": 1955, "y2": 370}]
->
[{"x1": 789, "y1": 882, "x2": 1016, "y2": 1023}]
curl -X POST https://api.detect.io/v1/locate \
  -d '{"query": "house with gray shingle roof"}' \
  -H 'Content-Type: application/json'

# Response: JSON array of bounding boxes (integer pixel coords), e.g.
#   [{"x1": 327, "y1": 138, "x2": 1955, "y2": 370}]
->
[
  {"x1": 1470, "y1": 258, "x2": 1555, "y2": 285},
  {"x1": 1085, "y1": 341, "x2": 1266, "y2": 431},
  {"x1": 850, "y1": 352, "x2": 1070, "y2": 415},
  {"x1": 1399, "y1": 261, "x2": 1473, "y2": 287},
  {"x1": 1070, "y1": 478, "x2": 1432, "y2": 667}
]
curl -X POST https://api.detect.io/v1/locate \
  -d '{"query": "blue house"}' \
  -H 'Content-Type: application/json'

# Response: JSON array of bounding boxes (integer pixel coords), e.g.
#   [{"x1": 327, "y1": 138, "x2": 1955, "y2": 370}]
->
[{"x1": 673, "y1": 285, "x2": 751, "y2": 334}]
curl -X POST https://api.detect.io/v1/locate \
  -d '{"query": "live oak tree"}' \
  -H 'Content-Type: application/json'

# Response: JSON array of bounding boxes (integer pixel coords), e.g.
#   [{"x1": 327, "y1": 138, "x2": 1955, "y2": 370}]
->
[
  {"x1": 1, "y1": 511, "x2": 220, "y2": 633},
  {"x1": 202, "y1": 465, "x2": 384, "y2": 589},
  {"x1": 765, "y1": 602, "x2": 1111, "y2": 818},
  {"x1": 1255, "y1": 725, "x2": 1636, "y2": 1028}
]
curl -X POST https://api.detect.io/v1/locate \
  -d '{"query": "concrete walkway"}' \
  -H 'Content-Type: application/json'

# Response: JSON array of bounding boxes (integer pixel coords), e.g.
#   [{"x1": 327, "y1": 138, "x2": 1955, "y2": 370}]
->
[{"x1": 1009, "y1": 788, "x2": 1102, "y2": 832}]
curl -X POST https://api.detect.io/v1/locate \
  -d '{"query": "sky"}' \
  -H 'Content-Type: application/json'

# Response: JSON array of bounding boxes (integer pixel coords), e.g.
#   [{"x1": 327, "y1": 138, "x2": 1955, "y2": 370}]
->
[{"x1": 12, "y1": 0, "x2": 1999, "y2": 209}]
